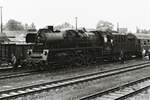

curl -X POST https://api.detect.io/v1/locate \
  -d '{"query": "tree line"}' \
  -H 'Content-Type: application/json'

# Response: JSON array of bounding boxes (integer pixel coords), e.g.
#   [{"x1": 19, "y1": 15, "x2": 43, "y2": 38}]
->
[
  {"x1": 7, "y1": 19, "x2": 150, "y2": 33},
  {"x1": 1, "y1": 19, "x2": 114, "y2": 31},
  {"x1": 2, "y1": 19, "x2": 36, "y2": 31}
]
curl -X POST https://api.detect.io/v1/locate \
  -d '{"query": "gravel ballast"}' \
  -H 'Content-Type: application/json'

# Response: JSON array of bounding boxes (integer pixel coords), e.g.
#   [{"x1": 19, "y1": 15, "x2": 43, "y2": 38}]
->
[{"x1": 0, "y1": 59, "x2": 150, "y2": 100}]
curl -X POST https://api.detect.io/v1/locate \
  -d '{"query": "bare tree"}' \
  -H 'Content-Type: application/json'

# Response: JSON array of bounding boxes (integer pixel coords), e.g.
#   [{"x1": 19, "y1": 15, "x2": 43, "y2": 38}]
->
[
  {"x1": 24, "y1": 23, "x2": 28, "y2": 30},
  {"x1": 55, "y1": 22, "x2": 74, "y2": 30},
  {"x1": 30, "y1": 22, "x2": 36, "y2": 29}
]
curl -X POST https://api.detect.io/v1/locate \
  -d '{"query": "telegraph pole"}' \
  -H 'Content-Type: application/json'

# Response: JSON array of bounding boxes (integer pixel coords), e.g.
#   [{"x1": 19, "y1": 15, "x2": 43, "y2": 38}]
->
[
  {"x1": 0, "y1": 6, "x2": 2, "y2": 33},
  {"x1": 75, "y1": 17, "x2": 78, "y2": 30}
]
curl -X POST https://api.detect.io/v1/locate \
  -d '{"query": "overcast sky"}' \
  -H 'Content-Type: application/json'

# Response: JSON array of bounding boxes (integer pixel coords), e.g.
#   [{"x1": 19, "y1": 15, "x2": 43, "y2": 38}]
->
[{"x1": 0, "y1": 0, "x2": 150, "y2": 32}]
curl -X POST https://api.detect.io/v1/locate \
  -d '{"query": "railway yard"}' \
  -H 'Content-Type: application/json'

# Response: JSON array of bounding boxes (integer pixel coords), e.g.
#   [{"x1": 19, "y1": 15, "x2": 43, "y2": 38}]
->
[
  {"x1": 1, "y1": 0, "x2": 150, "y2": 99},
  {"x1": 0, "y1": 0, "x2": 150, "y2": 99},
  {"x1": 0, "y1": 26, "x2": 150, "y2": 100},
  {"x1": 0, "y1": 59, "x2": 150, "y2": 100}
]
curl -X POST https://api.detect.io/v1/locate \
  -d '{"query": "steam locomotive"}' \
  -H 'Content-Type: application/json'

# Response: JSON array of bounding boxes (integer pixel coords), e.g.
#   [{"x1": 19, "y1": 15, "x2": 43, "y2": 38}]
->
[{"x1": 24, "y1": 26, "x2": 150, "y2": 70}]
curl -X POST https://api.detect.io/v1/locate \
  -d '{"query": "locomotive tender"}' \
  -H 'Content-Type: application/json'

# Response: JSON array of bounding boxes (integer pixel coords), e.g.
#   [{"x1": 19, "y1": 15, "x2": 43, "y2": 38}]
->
[{"x1": 25, "y1": 26, "x2": 150, "y2": 70}]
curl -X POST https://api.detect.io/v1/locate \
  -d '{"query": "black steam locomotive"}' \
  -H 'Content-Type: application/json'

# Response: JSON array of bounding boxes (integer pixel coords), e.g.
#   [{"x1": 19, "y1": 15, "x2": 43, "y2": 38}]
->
[{"x1": 24, "y1": 26, "x2": 150, "y2": 70}]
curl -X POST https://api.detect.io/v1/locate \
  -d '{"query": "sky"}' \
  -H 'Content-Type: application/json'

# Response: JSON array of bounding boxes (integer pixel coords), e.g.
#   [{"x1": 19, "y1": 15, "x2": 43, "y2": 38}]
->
[{"x1": 0, "y1": 0, "x2": 150, "y2": 32}]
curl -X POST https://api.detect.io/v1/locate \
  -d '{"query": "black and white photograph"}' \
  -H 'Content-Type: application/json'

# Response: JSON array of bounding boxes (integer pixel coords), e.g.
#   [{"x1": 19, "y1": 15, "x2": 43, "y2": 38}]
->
[{"x1": 0, "y1": 0, "x2": 150, "y2": 100}]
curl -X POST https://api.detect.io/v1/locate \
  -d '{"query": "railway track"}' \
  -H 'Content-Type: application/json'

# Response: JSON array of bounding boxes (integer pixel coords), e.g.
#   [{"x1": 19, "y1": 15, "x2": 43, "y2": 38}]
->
[
  {"x1": 80, "y1": 76, "x2": 150, "y2": 100},
  {"x1": 0, "y1": 70, "x2": 39, "y2": 80},
  {"x1": 0, "y1": 65, "x2": 28, "y2": 73},
  {"x1": 0, "y1": 61, "x2": 148, "y2": 80},
  {"x1": 0, "y1": 60, "x2": 148, "y2": 80},
  {"x1": 0, "y1": 62, "x2": 150, "y2": 99},
  {"x1": 0, "y1": 66, "x2": 13, "y2": 72}
]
